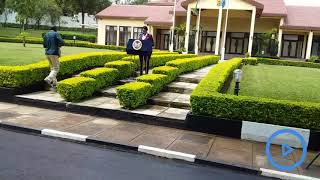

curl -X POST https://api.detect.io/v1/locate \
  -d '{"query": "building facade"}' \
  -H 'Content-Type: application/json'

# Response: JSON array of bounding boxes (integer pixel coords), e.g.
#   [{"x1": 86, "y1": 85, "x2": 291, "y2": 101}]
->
[{"x1": 96, "y1": 0, "x2": 320, "y2": 59}]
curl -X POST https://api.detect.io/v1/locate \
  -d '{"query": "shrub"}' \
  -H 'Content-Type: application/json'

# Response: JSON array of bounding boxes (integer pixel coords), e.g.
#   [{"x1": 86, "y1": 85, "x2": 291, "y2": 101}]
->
[
  {"x1": 258, "y1": 58, "x2": 320, "y2": 69},
  {"x1": 166, "y1": 55, "x2": 219, "y2": 74},
  {"x1": 42, "y1": 32, "x2": 97, "y2": 43},
  {"x1": 137, "y1": 74, "x2": 169, "y2": 94},
  {"x1": 309, "y1": 55, "x2": 319, "y2": 63},
  {"x1": 243, "y1": 57, "x2": 258, "y2": 65},
  {"x1": 116, "y1": 82, "x2": 152, "y2": 109},
  {"x1": 121, "y1": 54, "x2": 197, "y2": 69},
  {"x1": 245, "y1": 52, "x2": 250, "y2": 58},
  {"x1": 0, "y1": 52, "x2": 126, "y2": 88},
  {"x1": 80, "y1": 68, "x2": 118, "y2": 89},
  {"x1": 152, "y1": 66, "x2": 179, "y2": 82},
  {"x1": 191, "y1": 57, "x2": 320, "y2": 130},
  {"x1": 57, "y1": 77, "x2": 97, "y2": 102},
  {"x1": 105, "y1": 61, "x2": 136, "y2": 80}
]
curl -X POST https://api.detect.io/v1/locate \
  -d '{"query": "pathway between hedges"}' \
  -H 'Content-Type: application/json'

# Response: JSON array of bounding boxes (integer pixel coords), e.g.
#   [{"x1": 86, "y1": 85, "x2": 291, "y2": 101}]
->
[{"x1": 16, "y1": 64, "x2": 214, "y2": 121}]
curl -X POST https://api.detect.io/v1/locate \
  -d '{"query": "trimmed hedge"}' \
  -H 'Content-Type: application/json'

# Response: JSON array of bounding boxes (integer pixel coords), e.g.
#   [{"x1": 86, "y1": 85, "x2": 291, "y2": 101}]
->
[
  {"x1": 191, "y1": 58, "x2": 320, "y2": 130},
  {"x1": 0, "y1": 52, "x2": 126, "y2": 88},
  {"x1": 57, "y1": 77, "x2": 97, "y2": 102},
  {"x1": 166, "y1": 55, "x2": 220, "y2": 74},
  {"x1": 80, "y1": 68, "x2": 118, "y2": 89},
  {"x1": 121, "y1": 54, "x2": 197, "y2": 69},
  {"x1": 117, "y1": 55, "x2": 220, "y2": 109},
  {"x1": 0, "y1": 37, "x2": 126, "y2": 51},
  {"x1": 152, "y1": 66, "x2": 179, "y2": 82},
  {"x1": 258, "y1": 58, "x2": 320, "y2": 69},
  {"x1": 137, "y1": 74, "x2": 169, "y2": 94},
  {"x1": 42, "y1": 32, "x2": 96, "y2": 43},
  {"x1": 116, "y1": 82, "x2": 152, "y2": 109},
  {"x1": 105, "y1": 61, "x2": 136, "y2": 80},
  {"x1": 243, "y1": 58, "x2": 258, "y2": 65}
]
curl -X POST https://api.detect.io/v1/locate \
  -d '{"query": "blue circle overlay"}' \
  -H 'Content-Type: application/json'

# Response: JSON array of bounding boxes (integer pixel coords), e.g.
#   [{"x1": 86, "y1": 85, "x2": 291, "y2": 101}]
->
[{"x1": 266, "y1": 129, "x2": 307, "y2": 171}]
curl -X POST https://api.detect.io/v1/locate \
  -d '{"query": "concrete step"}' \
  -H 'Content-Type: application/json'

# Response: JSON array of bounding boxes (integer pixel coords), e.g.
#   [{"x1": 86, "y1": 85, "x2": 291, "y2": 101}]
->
[
  {"x1": 117, "y1": 77, "x2": 137, "y2": 85},
  {"x1": 148, "y1": 92, "x2": 190, "y2": 110},
  {"x1": 165, "y1": 82, "x2": 198, "y2": 94},
  {"x1": 100, "y1": 86, "x2": 117, "y2": 97}
]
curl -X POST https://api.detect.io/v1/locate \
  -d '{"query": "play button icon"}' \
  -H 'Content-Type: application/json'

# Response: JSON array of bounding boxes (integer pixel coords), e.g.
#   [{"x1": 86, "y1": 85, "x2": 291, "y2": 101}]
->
[{"x1": 282, "y1": 144, "x2": 295, "y2": 159}]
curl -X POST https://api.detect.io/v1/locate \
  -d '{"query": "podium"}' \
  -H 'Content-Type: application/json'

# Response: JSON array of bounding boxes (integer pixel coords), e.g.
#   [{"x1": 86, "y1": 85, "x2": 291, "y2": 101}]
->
[{"x1": 126, "y1": 39, "x2": 153, "y2": 56}]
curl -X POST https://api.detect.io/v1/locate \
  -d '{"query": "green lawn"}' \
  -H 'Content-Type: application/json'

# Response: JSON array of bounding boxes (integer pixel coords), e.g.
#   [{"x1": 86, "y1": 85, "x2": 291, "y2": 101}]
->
[
  {"x1": 0, "y1": 27, "x2": 96, "y2": 38},
  {"x1": 0, "y1": 42, "x2": 112, "y2": 66},
  {"x1": 227, "y1": 64, "x2": 320, "y2": 103}
]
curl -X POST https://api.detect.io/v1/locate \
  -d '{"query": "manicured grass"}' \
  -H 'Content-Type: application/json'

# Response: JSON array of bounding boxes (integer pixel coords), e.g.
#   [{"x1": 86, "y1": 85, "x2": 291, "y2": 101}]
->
[
  {"x1": 0, "y1": 42, "x2": 113, "y2": 66},
  {"x1": 227, "y1": 64, "x2": 320, "y2": 103},
  {"x1": 0, "y1": 27, "x2": 96, "y2": 38}
]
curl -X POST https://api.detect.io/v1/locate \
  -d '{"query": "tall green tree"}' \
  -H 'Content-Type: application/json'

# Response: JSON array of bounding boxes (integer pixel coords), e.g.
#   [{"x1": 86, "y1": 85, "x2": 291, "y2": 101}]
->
[
  {"x1": 6, "y1": 0, "x2": 36, "y2": 30},
  {"x1": 130, "y1": 0, "x2": 147, "y2": 5},
  {"x1": 67, "y1": 0, "x2": 111, "y2": 30},
  {"x1": 0, "y1": 0, "x2": 6, "y2": 14}
]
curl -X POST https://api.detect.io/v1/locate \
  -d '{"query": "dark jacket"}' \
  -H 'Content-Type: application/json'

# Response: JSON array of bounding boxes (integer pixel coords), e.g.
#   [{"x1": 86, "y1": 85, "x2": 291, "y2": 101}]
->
[
  {"x1": 43, "y1": 31, "x2": 64, "y2": 56},
  {"x1": 138, "y1": 33, "x2": 154, "y2": 46}
]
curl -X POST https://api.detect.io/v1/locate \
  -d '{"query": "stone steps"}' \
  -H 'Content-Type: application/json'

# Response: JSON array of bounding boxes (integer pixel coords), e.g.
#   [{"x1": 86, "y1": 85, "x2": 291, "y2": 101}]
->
[
  {"x1": 165, "y1": 82, "x2": 198, "y2": 94},
  {"x1": 148, "y1": 92, "x2": 190, "y2": 110}
]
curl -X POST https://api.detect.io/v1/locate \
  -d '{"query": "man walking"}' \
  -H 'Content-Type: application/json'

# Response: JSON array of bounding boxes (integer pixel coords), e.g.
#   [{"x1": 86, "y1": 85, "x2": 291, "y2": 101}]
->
[{"x1": 43, "y1": 26, "x2": 64, "y2": 90}]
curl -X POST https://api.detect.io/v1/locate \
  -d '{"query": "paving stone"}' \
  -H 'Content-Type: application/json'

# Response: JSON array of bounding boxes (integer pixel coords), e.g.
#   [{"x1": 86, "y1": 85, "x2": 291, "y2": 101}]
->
[
  {"x1": 94, "y1": 122, "x2": 149, "y2": 144},
  {"x1": 131, "y1": 105, "x2": 168, "y2": 116},
  {"x1": 31, "y1": 109, "x2": 68, "y2": 120},
  {"x1": 298, "y1": 163, "x2": 320, "y2": 177},
  {"x1": 64, "y1": 118, "x2": 121, "y2": 136},
  {"x1": 207, "y1": 147, "x2": 253, "y2": 167},
  {"x1": 0, "y1": 111, "x2": 21, "y2": 120},
  {"x1": 100, "y1": 86, "x2": 117, "y2": 97},
  {"x1": 5, "y1": 114, "x2": 49, "y2": 129},
  {"x1": 6, "y1": 105, "x2": 43, "y2": 115},
  {"x1": 149, "y1": 92, "x2": 181, "y2": 107},
  {"x1": 167, "y1": 132, "x2": 215, "y2": 158},
  {"x1": 38, "y1": 114, "x2": 93, "y2": 130},
  {"x1": 253, "y1": 142, "x2": 294, "y2": 160},
  {"x1": 212, "y1": 137, "x2": 253, "y2": 153},
  {"x1": 129, "y1": 126, "x2": 182, "y2": 149},
  {"x1": 253, "y1": 154, "x2": 299, "y2": 174},
  {"x1": 293, "y1": 149, "x2": 320, "y2": 166},
  {"x1": 94, "y1": 97, "x2": 122, "y2": 110},
  {"x1": 17, "y1": 91, "x2": 65, "y2": 103},
  {"x1": 171, "y1": 94, "x2": 190, "y2": 109},
  {"x1": 166, "y1": 82, "x2": 197, "y2": 94},
  {"x1": 157, "y1": 108, "x2": 189, "y2": 120},
  {"x1": 0, "y1": 102, "x2": 18, "y2": 110},
  {"x1": 73, "y1": 96, "x2": 109, "y2": 107}
]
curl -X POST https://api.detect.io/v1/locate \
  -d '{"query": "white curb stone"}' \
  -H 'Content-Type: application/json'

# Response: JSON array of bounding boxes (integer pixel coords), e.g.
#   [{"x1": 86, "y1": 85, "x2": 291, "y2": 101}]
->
[
  {"x1": 260, "y1": 168, "x2": 320, "y2": 180},
  {"x1": 138, "y1": 145, "x2": 196, "y2": 162},
  {"x1": 241, "y1": 121, "x2": 310, "y2": 148},
  {"x1": 41, "y1": 129, "x2": 88, "y2": 142}
]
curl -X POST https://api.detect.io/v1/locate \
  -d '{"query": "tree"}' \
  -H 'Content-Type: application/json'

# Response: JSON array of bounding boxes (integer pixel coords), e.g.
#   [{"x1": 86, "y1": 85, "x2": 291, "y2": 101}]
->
[
  {"x1": 130, "y1": 0, "x2": 147, "y2": 5},
  {"x1": 0, "y1": 0, "x2": 5, "y2": 14},
  {"x1": 6, "y1": 0, "x2": 36, "y2": 30},
  {"x1": 67, "y1": 0, "x2": 111, "y2": 31}
]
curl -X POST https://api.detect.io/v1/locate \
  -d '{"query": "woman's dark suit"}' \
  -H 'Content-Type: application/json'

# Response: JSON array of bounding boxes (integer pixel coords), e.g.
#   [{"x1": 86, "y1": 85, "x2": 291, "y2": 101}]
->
[{"x1": 138, "y1": 33, "x2": 154, "y2": 75}]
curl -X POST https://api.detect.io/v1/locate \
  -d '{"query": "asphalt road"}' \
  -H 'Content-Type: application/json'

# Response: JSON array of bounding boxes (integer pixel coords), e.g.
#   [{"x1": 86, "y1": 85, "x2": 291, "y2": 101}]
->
[{"x1": 0, "y1": 128, "x2": 272, "y2": 180}]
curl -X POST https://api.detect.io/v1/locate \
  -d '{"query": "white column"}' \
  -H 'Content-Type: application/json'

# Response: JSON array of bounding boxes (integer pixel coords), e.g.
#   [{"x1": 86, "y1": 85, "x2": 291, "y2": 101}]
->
[
  {"x1": 302, "y1": 33, "x2": 307, "y2": 59},
  {"x1": 277, "y1": 18, "x2": 284, "y2": 57},
  {"x1": 116, "y1": 25, "x2": 120, "y2": 46},
  {"x1": 97, "y1": 20, "x2": 106, "y2": 45},
  {"x1": 169, "y1": 0, "x2": 177, "y2": 52},
  {"x1": 131, "y1": 26, "x2": 134, "y2": 39},
  {"x1": 215, "y1": 6, "x2": 223, "y2": 55},
  {"x1": 248, "y1": 8, "x2": 256, "y2": 56},
  {"x1": 184, "y1": 6, "x2": 192, "y2": 53},
  {"x1": 306, "y1": 31, "x2": 314, "y2": 59},
  {"x1": 195, "y1": 8, "x2": 201, "y2": 55}
]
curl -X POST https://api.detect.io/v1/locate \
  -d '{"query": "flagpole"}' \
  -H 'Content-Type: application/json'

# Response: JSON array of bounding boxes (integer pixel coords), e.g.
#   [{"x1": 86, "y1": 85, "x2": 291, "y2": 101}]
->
[
  {"x1": 220, "y1": 0, "x2": 230, "y2": 62},
  {"x1": 170, "y1": 0, "x2": 177, "y2": 52}
]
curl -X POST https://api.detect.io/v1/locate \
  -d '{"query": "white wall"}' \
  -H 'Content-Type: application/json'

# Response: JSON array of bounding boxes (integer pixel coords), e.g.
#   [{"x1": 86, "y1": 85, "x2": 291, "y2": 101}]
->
[{"x1": 0, "y1": 10, "x2": 98, "y2": 29}]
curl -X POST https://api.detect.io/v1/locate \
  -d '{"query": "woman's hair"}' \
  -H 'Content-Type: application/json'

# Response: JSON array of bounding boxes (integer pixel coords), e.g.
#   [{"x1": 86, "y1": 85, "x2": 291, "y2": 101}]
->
[{"x1": 142, "y1": 26, "x2": 148, "y2": 31}]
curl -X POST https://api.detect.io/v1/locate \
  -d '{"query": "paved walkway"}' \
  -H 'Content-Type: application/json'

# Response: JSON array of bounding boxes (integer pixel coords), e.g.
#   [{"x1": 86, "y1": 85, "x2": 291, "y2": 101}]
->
[{"x1": 0, "y1": 102, "x2": 319, "y2": 178}]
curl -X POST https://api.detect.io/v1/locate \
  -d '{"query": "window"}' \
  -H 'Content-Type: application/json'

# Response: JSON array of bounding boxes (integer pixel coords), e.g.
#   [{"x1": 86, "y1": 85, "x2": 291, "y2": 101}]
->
[
  {"x1": 156, "y1": 29, "x2": 170, "y2": 50},
  {"x1": 201, "y1": 31, "x2": 216, "y2": 52},
  {"x1": 119, "y1": 26, "x2": 132, "y2": 46},
  {"x1": 133, "y1": 27, "x2": 143, "y2": 39},
  {"x1": 312, "y1": 36, "x2": 320, "y2": 56},
  {"x1": 105, "y1": 26, "x2": 117, "y2": 45}
]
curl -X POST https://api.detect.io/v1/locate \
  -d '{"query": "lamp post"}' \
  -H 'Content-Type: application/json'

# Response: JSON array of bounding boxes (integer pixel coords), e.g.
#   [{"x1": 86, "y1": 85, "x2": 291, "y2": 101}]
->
[
  {"x1": 233, "y1": 69, "x2": 242, "y2": 96},
  {"x1": 73, "y1": 36, "x2": 77, "y2": 45}
]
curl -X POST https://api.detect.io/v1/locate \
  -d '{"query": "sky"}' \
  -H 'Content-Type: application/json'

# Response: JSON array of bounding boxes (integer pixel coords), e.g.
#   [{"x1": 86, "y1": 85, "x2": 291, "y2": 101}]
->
[{"x1": 284, "y1": 0, "x2": 320, "y2": 6}]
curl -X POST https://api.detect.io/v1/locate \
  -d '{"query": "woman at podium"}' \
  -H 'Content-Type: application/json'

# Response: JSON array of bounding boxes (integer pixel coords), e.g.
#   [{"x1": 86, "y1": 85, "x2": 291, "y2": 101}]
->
[{"x1": 138, "y1": 26, "x2": 154, "y2": 75}]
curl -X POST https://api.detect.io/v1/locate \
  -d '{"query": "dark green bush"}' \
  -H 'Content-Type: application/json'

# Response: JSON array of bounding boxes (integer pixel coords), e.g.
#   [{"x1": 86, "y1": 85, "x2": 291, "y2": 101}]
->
[
  {"x1": 104, "y1": 61, "x2": 136, "y2": 80},
  {"x1": 166, "y1": 55, "x2": 219, "y2": 74},
  {"x1": 57, "y1": 77, "x2": 97, "y2": 102},
  {"x1": 191, "y1": 57, "x2": 320, "y2": 130},
  {"x1": 116, "y1": 82, "x2": 152, "y2": 109},
  {"x1": 258, "y1": 58, "x2": 320, "y2": 69},
  {"x1": 0, "y1": 52, "x2": 126, "y2": 88},
  {"x1": 137, "y1": 74, "x2": 169, "y2": 94},
  {"x1": 80, "y1": 68, "x2": 118, "y2": 89},
  {"x1": 152, "y1": 66, "x2": 179, "y2": 82},
  {"x1": 42, "y1": 32, "x2": 96, "y2": 42},
  {"x1": 243, "y1": 58, "x2": 258, "y2": 65}
]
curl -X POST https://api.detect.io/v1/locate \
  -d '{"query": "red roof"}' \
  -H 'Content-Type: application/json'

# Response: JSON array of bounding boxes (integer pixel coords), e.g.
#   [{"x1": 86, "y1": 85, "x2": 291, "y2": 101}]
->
[
  {"x1": 281, "y1": 6, "x2": 320, "y2": 31},
  {"x1": 256, "y1": 0, "x2": 287, "y2": 17},
  {"x1": 96, "y1": 5, "x2": 173, "y2": 25}
]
